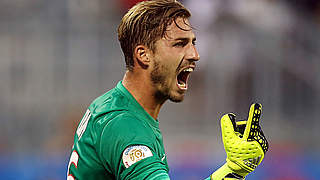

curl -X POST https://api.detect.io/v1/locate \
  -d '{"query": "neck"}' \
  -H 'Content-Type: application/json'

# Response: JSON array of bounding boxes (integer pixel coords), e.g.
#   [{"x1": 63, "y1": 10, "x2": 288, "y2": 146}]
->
[{"x1": 122, "y1": 70, "x2": 165, "y2": 120}]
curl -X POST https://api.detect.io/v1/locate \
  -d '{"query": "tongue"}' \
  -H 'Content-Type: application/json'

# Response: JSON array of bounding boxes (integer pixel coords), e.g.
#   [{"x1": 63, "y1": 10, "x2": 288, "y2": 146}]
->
[{"x1": 178, "y1": 79, "x2": 185, "y2": 85}]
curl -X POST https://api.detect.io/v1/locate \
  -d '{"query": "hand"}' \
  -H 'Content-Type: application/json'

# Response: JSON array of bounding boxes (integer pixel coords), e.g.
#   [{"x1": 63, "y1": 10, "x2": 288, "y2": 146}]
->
[{"x1": 210, "y1": 103, "x2": 269, "y2": 179}]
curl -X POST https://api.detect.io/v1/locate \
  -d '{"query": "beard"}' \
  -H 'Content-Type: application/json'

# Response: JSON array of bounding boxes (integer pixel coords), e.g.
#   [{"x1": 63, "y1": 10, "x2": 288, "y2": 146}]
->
[{"x1": 150, "y1": 59, "x2": 184, "y2": 103}]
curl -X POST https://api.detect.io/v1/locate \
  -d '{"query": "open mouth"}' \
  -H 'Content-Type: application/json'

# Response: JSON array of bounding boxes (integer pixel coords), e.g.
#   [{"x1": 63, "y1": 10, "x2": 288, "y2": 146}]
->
[{"x1": 176, "y1": 67, "x2": 194, "y2": 90}]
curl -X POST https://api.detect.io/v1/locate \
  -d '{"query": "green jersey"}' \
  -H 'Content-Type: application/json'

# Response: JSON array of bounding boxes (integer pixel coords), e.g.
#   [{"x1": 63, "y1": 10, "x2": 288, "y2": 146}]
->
[{"x1": 67, "y1": 81, "x2": 170, "y2": 180}]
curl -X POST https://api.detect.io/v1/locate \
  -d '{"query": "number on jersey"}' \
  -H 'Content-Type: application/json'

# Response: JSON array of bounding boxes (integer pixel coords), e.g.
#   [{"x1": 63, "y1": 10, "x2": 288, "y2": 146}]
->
[{"x1": 67, "y1": 150, "x2": 79, "y2": 180}]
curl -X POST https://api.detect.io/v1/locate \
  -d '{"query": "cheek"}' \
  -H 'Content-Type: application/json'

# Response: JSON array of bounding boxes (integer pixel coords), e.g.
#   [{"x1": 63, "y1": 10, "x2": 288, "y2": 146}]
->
[
  {"x1": 163, "y1": 53, "x2": 182, "y2": 70},
  {"x1": 154, "y1": 63, "x2": 176, "y2": 87},
  {"x1": 153, "y1": 51, "x2": 182, "y2": 82}
]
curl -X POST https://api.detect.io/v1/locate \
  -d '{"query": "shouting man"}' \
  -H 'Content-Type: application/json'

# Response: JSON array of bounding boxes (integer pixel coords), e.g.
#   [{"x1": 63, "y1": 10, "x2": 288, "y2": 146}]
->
[{"x1": 67, "y1": 0, "x2": 268, "y2": 179}]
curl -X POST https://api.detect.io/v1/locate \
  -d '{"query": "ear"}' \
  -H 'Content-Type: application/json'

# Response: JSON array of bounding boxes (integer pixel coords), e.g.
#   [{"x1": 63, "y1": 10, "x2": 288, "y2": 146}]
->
[{"x1": 134, "y1": 45, "x2": 150, "y2": 69}]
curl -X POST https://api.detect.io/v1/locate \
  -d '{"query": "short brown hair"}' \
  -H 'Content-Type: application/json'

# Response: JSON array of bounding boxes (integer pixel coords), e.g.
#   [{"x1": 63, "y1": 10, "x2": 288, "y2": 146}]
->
[{"x1": 117, "y1": 0, "x2": 191, "y2": 71}]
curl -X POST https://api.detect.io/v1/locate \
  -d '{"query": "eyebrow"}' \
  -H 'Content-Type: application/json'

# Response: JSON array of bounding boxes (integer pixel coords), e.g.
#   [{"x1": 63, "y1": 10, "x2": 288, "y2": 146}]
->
[{"x1": 174, "y1": 37, "x2": 196, "y2": 42}]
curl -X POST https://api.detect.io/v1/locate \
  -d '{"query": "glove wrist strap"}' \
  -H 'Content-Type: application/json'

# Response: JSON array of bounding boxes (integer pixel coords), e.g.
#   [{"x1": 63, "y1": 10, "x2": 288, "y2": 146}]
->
[{"x1": 209, "y1": 163, "x2": 245, "y2": 180}]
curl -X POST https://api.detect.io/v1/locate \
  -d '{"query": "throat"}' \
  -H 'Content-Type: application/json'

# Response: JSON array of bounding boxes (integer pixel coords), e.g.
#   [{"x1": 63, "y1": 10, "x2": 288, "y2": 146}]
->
[{"x1": 122, "y1": 74, "x2": 163, "y2": 120}]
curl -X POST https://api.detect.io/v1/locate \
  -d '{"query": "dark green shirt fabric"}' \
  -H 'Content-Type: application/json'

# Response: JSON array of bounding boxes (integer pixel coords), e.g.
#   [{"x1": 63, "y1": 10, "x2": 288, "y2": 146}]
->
[{"x1": 67, "y1": 81, "x2": 170, "y2": 180}]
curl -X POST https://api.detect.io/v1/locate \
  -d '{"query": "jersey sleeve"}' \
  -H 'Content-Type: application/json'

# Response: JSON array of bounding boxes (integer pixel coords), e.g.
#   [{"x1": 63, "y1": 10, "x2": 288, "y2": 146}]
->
[
  {"x1": 120, "y1": 153, "x2": 170, "y2": 180},
  {"x1": 97, "y1": 112, "x2": 170, "y2": 179}
]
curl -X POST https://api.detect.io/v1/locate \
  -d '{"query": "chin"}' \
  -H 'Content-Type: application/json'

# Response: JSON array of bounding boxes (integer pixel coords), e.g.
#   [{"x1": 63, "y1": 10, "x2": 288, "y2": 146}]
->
[
  {"x1": 154, "y1": 84, "x2": 186, "y2": 103},
  {"x1": 169, "y1": 95, "x2": 184, "y2": 103}
]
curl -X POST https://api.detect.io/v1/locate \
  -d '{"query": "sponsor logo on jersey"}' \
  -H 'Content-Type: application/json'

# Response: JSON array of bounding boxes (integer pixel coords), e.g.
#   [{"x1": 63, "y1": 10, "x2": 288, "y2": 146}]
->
[{"x1": 122, "y1": 145, "x2": 153, "y2": 168}]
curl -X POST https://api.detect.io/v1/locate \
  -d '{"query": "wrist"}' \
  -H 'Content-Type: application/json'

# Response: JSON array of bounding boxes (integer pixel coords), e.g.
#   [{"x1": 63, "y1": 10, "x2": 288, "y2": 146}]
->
[
  {"x1": 225, "y1": 159, "x2": 249, "y2": 177},
  {"x1": 210, "y1": 163, "x2": 245, "y2": 180}
]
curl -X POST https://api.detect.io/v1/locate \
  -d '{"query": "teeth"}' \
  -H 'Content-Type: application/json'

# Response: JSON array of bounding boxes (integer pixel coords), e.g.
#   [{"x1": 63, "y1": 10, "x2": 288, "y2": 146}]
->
[
  {"x1": 183, "y1": 67, "x2": 193, "y2": 72},
  {"x1": 178, "y1": 82, "x2": 186, "y2": 88}
]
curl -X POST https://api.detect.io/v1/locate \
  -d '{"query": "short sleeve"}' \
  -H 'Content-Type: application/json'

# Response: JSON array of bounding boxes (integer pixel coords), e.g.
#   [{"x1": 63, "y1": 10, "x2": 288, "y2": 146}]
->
[
  {"x1": 120, "y1": 154, "x2": 170, "y2": 180},
  {"x1": 97, "y1": 113, "x2": 169, "y2": 179}
]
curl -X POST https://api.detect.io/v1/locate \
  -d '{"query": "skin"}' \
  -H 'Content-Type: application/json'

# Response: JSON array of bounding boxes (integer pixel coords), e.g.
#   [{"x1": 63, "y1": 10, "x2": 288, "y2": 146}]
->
[{"x1": 122, "y1": 18, "x2": 200, "y2": 120}]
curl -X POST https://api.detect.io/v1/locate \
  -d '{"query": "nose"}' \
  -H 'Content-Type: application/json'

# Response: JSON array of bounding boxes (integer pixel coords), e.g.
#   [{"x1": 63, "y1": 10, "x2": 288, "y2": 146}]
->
[{"x1": 186, "y1": 44, "x2": 200, "y2": 62}]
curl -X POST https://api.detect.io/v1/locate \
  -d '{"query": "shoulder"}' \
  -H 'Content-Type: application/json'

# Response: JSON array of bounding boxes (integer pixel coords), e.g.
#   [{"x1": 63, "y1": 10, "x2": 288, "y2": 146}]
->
[
  {"x1": 89, "y1": 87, "x2": 129, "y2": 117},
  {"x1": 102, "y1": 112, "x2": 153, "y2": 139},
  {"x1": 97, "y1": 111, "x2": 156, "y2": 153},
  {"x1": 97, "y1": 112, "x2": 157, "y2": 167}
]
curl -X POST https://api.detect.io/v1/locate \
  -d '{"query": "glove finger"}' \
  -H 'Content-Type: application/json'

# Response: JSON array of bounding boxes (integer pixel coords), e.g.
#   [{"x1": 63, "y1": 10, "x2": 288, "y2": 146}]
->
[
  {"x1": 235, "y1": 119, "x2": 247, "y2": 136},
  {"x1": 221, "y1": 113, "x2": 238, "y2": 143},
  {"x1": 243, "y1": 103, "x2": 262, "y2": 141},
  {"x1": 243, "y1": 103, "x2": 269, "y2": 153}
]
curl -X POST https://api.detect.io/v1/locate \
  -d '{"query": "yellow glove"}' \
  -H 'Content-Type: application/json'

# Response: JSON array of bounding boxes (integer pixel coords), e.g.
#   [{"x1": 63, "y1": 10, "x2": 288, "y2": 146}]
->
[{"x1": 209, "y1": 103, "x2": 269, "y2": 179}]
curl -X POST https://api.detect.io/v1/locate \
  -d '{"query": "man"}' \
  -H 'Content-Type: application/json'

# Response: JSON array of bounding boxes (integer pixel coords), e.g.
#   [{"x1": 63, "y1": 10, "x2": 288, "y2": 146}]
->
[{"x1": 67, "y1": 0, "x2": 268, "y2": 179}]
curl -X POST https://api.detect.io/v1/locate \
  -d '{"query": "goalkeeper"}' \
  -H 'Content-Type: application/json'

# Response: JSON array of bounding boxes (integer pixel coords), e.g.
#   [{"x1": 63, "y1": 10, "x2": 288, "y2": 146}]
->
[{"x1": 67, "y1": 0, "x2": 268, "y2": 179}]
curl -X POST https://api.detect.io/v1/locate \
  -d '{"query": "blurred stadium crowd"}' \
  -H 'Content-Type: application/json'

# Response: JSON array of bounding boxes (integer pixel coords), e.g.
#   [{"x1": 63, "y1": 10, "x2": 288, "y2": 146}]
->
[{"x1": 0, "y1": 0, "x2": 319, "y2": 179}]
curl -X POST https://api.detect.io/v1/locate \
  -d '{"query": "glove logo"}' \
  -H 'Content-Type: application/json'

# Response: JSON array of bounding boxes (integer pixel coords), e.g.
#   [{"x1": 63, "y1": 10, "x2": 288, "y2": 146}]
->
[{"x1": 243, "y1": 156, "x2": 261, "y2": 169}]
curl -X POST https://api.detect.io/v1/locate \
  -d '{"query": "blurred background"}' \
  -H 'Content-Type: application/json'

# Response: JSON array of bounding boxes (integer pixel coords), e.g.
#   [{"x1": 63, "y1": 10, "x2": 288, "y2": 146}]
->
[{"x1": 0, "y1": 0, "x2": 319, "y2": 179}]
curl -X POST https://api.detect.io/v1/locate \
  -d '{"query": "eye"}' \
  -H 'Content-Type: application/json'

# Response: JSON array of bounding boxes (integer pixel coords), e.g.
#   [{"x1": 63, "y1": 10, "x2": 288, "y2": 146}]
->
[
  {"x1": 173, "y1": 41, "x2": 187, "y2": 47},
  {"x1": 192, "y1": 40, "x2": 196, "y2": 46}
]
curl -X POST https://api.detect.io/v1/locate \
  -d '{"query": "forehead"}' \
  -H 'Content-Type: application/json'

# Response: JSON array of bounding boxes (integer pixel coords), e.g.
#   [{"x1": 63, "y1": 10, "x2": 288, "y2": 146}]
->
[{"x1": 164, "y1": 18, "x2": 195, "y2": 40}]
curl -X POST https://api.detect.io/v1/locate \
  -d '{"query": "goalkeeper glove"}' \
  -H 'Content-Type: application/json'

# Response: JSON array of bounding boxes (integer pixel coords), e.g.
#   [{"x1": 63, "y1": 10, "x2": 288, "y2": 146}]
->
[{"x1": 209, "y1": 103, "x2": 269, "y2": 180}]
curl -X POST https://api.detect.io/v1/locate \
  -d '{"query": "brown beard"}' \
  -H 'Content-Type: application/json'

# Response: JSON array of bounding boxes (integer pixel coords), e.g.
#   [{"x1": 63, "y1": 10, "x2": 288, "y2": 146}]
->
[
  {"x1": 151, "y1": 60, "x2": 169, "y2": 101},
  {"x1": 150, "y1": 60, "x2": 166, "y2": 85},
  {"x1": 150, "y1": 60, "x2": 184, "y2": 103}
]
